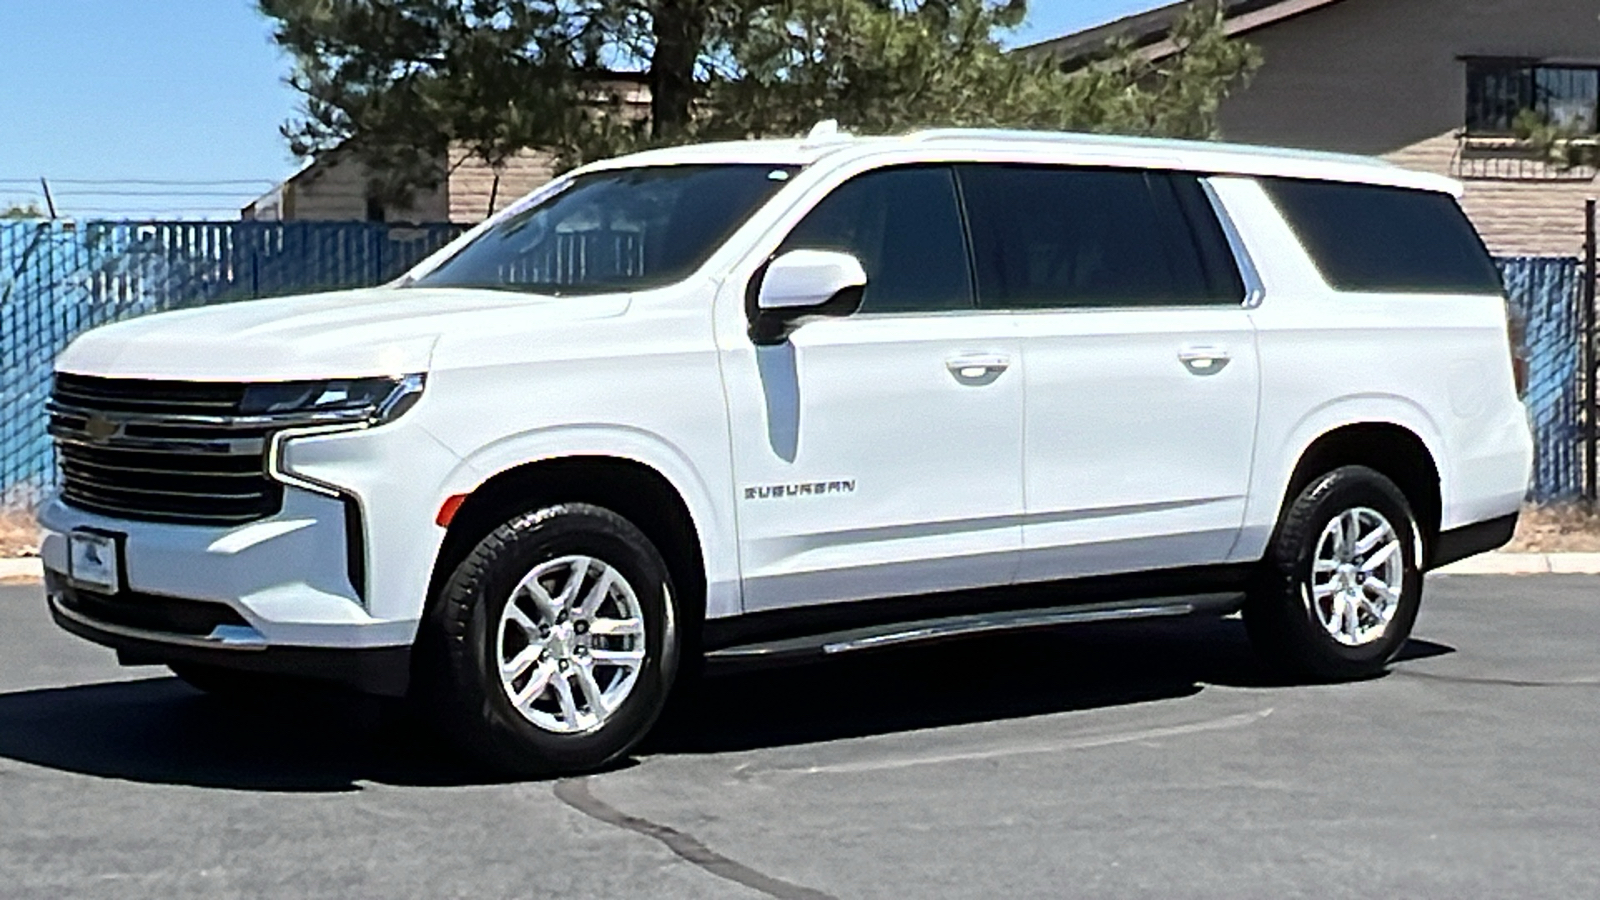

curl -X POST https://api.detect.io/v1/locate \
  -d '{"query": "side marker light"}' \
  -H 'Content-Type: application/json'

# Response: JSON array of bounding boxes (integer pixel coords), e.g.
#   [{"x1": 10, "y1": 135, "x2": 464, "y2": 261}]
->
[{"x1": 437, "y1": 494, "x2": 468, "y2": 528}]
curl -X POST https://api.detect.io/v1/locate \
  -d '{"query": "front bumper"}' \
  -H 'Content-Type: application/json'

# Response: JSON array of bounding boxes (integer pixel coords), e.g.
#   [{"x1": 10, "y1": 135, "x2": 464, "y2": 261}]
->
[
  {"x1": 38, "y1": 486, "x2": 420, "y2": 652},
  {"x1": 46, "y1": 572, "x2": 411, "y2": 695}
]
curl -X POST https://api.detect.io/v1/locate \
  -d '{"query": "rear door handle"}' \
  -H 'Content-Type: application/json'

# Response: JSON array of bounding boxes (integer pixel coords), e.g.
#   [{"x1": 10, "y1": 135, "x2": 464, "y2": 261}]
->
[
  {"x1": 1178, "y1": 346, "x2": 1232, "y2": 376},
  {"x1": 946, "y1": 354, "x2": 1011, "y2": 385}
]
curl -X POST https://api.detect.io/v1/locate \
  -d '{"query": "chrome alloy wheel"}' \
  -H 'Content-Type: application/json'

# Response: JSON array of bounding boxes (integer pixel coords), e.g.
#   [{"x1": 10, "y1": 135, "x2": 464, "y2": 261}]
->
[
  {"x1": 496, "y1": 555, "x2": 647, "y2": 734},
  {"x1": 1309, "y1": 507, "x2": 1406, "y2": 647}
]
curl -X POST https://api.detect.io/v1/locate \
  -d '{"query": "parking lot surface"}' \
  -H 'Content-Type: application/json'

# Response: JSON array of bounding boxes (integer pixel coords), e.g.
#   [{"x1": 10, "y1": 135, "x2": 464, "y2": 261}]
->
[{"x1": 1, "y1": 575, "x2": 1597, "y2": 899}]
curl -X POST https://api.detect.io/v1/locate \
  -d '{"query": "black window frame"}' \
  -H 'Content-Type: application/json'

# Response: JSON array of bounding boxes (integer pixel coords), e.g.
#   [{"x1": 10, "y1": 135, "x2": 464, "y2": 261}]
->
[{"x1": 1465, "y1": 57, "x2": 1600, "y2": 137}]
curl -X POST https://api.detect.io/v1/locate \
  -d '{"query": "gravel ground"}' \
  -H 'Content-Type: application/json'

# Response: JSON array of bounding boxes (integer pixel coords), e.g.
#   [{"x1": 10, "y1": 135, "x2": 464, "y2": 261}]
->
[
  {"x1": 0, "y1": 510, "x2": 38, "y2": 559},
  {"x1": 1505, "y1": 504, "x2": 1600, "y2": 553}
]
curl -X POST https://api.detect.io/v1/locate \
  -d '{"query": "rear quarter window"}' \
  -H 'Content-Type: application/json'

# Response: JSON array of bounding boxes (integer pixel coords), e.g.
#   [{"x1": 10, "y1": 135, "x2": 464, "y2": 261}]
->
[{"x1": 1261, "y1": 178, "x2": 1504, "y2": 294}]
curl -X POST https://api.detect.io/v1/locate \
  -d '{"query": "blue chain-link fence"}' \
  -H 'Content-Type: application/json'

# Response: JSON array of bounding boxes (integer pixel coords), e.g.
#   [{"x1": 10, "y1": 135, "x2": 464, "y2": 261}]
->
[
  {"x1": 1, "y1": 220, "x2": 465, "y2": 506},
  {"x1": 1498, "y1": 256, "x2": 1584, "y2": 502},
  {"x1": 0, "y1": 222, "x2": 1590, "y2": 507}
]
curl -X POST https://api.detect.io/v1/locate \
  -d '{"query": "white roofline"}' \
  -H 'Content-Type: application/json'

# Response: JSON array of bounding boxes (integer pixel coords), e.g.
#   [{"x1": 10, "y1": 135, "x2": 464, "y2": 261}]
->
[{"x1": 571, "y1": 129, "x2": 1462, "y2": 197}]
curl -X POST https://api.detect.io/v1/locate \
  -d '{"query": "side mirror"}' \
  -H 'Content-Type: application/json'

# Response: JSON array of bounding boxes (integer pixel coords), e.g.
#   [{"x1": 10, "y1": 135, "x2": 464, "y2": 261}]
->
[{"x1": 750, "y1": 249, "x2": 868, "y2": 344}]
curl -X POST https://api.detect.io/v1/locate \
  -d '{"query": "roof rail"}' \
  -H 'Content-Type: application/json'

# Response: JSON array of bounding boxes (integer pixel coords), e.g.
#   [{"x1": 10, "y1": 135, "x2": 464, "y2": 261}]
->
[
  {"x1": 801, "y1": 119, "x2": 854, "y2": 148},
  {"x1": 908, "y1": 127, "x2": 1099, "y2": 144},
  {"x1": 905, "y1": 128, "x2": 1405, "y2": 170}
]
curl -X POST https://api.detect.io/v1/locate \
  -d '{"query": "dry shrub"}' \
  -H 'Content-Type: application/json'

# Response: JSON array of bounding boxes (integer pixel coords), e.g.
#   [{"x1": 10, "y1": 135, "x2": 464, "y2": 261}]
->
[
  {"x1": 0, "y1": 507, "x2": 40, "y2": 558},
  {"x1": 1503, "y1": 503, "x2": 1600, "y2": 553}
]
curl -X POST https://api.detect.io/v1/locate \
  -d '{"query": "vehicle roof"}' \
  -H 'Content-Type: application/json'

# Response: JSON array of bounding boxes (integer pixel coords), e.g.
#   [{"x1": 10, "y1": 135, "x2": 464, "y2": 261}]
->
[{"x1": 581, "y1": 128, "x2": 1462, "y2": 196}]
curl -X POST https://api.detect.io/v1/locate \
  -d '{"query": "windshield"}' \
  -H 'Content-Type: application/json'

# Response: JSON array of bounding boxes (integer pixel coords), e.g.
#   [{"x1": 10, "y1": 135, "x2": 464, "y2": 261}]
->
[{"x1": 411, "y1": 164, "x2": 799, "y2": 295}]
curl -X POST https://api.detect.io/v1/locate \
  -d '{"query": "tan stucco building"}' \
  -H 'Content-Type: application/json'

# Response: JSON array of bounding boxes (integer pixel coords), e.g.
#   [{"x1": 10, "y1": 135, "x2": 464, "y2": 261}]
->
[
  {"x1": 241, "y1": 145, "x2": 560, "y2": 225},
  {"x1": 243, "y1": 75, "x2": 648, "y2": 225},
  {"x1": 1030, "y1": 0, "x2": 1600, "y2": 257}
]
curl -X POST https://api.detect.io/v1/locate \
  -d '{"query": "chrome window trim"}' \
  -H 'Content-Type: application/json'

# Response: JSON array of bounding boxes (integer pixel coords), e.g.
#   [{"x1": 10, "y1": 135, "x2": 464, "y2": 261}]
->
[{"x1": 1200, "y1": 177, "x2": 1266, "y2": 309}]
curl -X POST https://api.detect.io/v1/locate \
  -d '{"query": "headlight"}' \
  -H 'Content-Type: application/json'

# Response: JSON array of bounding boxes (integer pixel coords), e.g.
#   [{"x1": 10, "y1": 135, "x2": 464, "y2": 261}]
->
[{"x1": 240, "y1": 373, "x2": 425, "y2": 425}]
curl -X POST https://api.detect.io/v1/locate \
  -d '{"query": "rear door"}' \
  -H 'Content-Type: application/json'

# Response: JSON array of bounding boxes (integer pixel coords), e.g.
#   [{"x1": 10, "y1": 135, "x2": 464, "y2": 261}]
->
[{"x1": 956, "y1": 164, "x2": 1261, "y2": 582}]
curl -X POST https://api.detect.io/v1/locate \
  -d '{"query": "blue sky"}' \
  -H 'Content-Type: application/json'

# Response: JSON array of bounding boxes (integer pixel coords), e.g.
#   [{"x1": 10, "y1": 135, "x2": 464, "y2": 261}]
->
[{"x1": 0, "y1": 1, "x2": 1165, "y2": 220}]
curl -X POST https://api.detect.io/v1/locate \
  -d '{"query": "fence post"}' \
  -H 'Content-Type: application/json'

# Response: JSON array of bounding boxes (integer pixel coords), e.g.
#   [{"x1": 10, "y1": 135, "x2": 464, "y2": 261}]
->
[{"x1": 1586, "y1": 199, "x2": 1598, "y2": 505}]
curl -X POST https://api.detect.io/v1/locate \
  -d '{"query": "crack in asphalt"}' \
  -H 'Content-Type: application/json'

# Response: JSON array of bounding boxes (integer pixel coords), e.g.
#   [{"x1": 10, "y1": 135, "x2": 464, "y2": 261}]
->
[
  {"x1": 553, "y1": 775, "x2": 837, "y2": 900},
  {"x1": 732, "y1": 707, "x2": 1276, "y2": 779},
  {"x1": 1395, "y1": 668, "x2": 1600, "y2": 688}
]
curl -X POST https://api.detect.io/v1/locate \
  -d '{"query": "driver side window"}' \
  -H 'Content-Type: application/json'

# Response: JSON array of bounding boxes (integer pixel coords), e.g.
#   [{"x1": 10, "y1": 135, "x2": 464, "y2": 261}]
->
[{"x1": 778, "y1": 166, "x2": 974, "y2": 314}]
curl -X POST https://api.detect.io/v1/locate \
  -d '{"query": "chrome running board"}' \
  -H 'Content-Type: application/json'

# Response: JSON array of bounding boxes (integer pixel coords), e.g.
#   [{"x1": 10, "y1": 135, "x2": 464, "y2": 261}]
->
[{"x1": 706, "y1": 592, "x2": 1243, "y2": 664}]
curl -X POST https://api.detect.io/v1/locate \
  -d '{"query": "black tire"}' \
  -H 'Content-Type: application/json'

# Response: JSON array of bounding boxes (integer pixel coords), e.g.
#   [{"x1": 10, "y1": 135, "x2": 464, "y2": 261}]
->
[
  {"x1": 414, "y1": 503, "x2": 680, "y2": 776},
  {"x1": 168, "y1": 662, "x2": 312, "y2": 700},
  {"x1": 1244, "y1": 465, "x2": 1424, "y2": 681}
]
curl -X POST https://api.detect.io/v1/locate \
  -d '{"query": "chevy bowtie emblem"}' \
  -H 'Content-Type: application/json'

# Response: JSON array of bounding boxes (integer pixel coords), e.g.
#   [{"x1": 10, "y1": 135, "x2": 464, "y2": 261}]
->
[{"x1": 83, "y1": 414, "x2": 119, "y2": 443}]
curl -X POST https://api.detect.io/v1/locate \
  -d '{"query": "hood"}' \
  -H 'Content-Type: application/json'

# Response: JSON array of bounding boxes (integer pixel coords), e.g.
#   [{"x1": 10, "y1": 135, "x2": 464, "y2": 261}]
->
[{"x1": 56, "y1": 286, "x2": 629, "y2": 381}]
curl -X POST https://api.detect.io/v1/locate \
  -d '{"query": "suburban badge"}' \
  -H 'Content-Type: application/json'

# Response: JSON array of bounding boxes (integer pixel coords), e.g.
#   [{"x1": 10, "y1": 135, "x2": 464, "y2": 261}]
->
[{"x1": 744, "y1": 480, "x2": 856, "y2": 500}]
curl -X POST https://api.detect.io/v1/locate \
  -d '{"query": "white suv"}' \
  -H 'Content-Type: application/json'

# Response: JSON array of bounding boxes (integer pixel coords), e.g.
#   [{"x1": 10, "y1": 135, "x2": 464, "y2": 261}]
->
[{"x1": 39, "y1": 129, "x2": 1532, "y2": 774}]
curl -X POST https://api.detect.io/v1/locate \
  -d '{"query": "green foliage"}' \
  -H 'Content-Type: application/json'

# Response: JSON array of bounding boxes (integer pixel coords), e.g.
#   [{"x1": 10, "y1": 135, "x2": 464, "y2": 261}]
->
[
  {"x1": 1514, "y1": 108, "x2": 1600, "y2": 170},
  {"x1": 260, "y1": 0, "x2": 1260, "y2": 202},
  {"x1": 706, "y1": 0, "x2": 1259, "y2": 141},
  {"x1": 259, "y1": 0, "x2": 604, "y2": 202},
  {"x1": 1, "y1": 202, "x2": 44, "y2": 220}
]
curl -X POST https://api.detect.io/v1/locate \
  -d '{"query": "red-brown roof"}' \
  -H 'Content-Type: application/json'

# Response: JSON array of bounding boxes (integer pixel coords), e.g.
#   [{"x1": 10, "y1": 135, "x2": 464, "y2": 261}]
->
[{"x1": 1022, "y1": 0, "x2": 1349, "y2": 65}]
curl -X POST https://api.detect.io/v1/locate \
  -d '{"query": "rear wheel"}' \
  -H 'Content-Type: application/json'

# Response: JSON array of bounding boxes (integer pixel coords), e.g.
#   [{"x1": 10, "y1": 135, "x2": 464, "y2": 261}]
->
[
  {"x1": 415, "y1": 503, "x2": 679, "y2": 776},
  {"x1": 1244, "y1": 465, "x2": 1423, "y2": 680}
]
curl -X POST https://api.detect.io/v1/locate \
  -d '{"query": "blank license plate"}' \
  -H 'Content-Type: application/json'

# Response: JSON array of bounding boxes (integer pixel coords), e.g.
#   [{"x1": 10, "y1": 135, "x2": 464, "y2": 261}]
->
[{"x1": 68, "y1": 531, "x2": 121, "y2": 594}]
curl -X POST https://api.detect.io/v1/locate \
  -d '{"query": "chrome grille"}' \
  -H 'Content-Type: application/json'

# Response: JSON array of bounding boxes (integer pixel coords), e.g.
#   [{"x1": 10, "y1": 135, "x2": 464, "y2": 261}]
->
[{"x1": 50, "y1": 374, "x2": 284, "y2": 525}]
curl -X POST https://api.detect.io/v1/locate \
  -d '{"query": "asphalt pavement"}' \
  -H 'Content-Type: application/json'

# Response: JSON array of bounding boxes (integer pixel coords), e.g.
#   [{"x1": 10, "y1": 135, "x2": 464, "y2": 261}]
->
[{"x1": 0, "y1": 574, "x2": 1597, "y2": 899}]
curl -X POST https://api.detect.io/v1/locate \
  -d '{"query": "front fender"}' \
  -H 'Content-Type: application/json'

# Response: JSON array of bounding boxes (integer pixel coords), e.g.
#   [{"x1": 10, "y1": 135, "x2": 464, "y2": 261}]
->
[{"x1": 430, "y1": 423, "x2": 741, "y2": 619}]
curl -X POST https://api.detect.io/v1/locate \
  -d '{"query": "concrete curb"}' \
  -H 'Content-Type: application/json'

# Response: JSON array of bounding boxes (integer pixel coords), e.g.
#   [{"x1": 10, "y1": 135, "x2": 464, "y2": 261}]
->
[
  {"x1": 1, "y1": 553, "x2": 1597, "y2": 584},
  {"x1": 1432, "y1": 552, "x2": 1600, "y2": 576},
  {"x1": 0, "y1": 557, "x2": 42, "y2": 581}
]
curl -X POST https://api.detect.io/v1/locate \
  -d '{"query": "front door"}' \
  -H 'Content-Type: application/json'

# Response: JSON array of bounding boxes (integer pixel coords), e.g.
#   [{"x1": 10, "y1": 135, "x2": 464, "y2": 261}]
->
[{"x1": 718, "y1": 165, "x2": 1025, "y2": 611}]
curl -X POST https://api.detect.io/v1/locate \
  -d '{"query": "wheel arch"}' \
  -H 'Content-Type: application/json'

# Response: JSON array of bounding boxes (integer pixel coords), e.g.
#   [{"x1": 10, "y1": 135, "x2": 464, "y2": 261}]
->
[
  {"x1": 1275, "y1": 422, "x2": 1444, "y2": 564},
  {"x1": 428, "y1": 452, "x2": 715, "y2": 645}
]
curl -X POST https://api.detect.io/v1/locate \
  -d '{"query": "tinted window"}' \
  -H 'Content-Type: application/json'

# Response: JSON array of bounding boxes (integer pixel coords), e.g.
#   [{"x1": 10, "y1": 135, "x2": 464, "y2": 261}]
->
[
  {"x1": 778, "y1": 166, "x2": 973, "y2": 313},
  {"x1": 1261, "y1": 178, "x2": 1504, "y2": 294},
  {"x1": 957, "y1": 165, "x2": 1242, "y2": 309},
  {"x1": 415, "y1": 165, "x2": 796, "y2": 295}
]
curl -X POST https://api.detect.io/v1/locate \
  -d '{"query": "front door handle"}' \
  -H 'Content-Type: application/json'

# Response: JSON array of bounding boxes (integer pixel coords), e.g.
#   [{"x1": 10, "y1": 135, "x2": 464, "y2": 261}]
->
[
  {"x1": 945, "y1": 354, "x2": 1011, "y2": 386},
  {"x1": 1177, "y1": 346, "x2": 1232, "y2": 376}
]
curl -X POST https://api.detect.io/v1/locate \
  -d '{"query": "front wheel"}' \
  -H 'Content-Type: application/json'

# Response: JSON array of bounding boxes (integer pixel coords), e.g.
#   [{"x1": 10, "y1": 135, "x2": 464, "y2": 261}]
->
[
  {"x1": 1244, "y1": 465, "x2": 1423, "y2": 681},
  {"x1": 415, "y1": 503, "x2": 679, "y2": 776}
]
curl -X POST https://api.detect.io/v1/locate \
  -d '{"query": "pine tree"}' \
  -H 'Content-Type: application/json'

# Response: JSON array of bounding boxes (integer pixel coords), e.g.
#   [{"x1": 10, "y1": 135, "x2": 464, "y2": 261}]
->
[{"x1": 260, "y1": 0, "x2": 1260, "y2": 202}]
